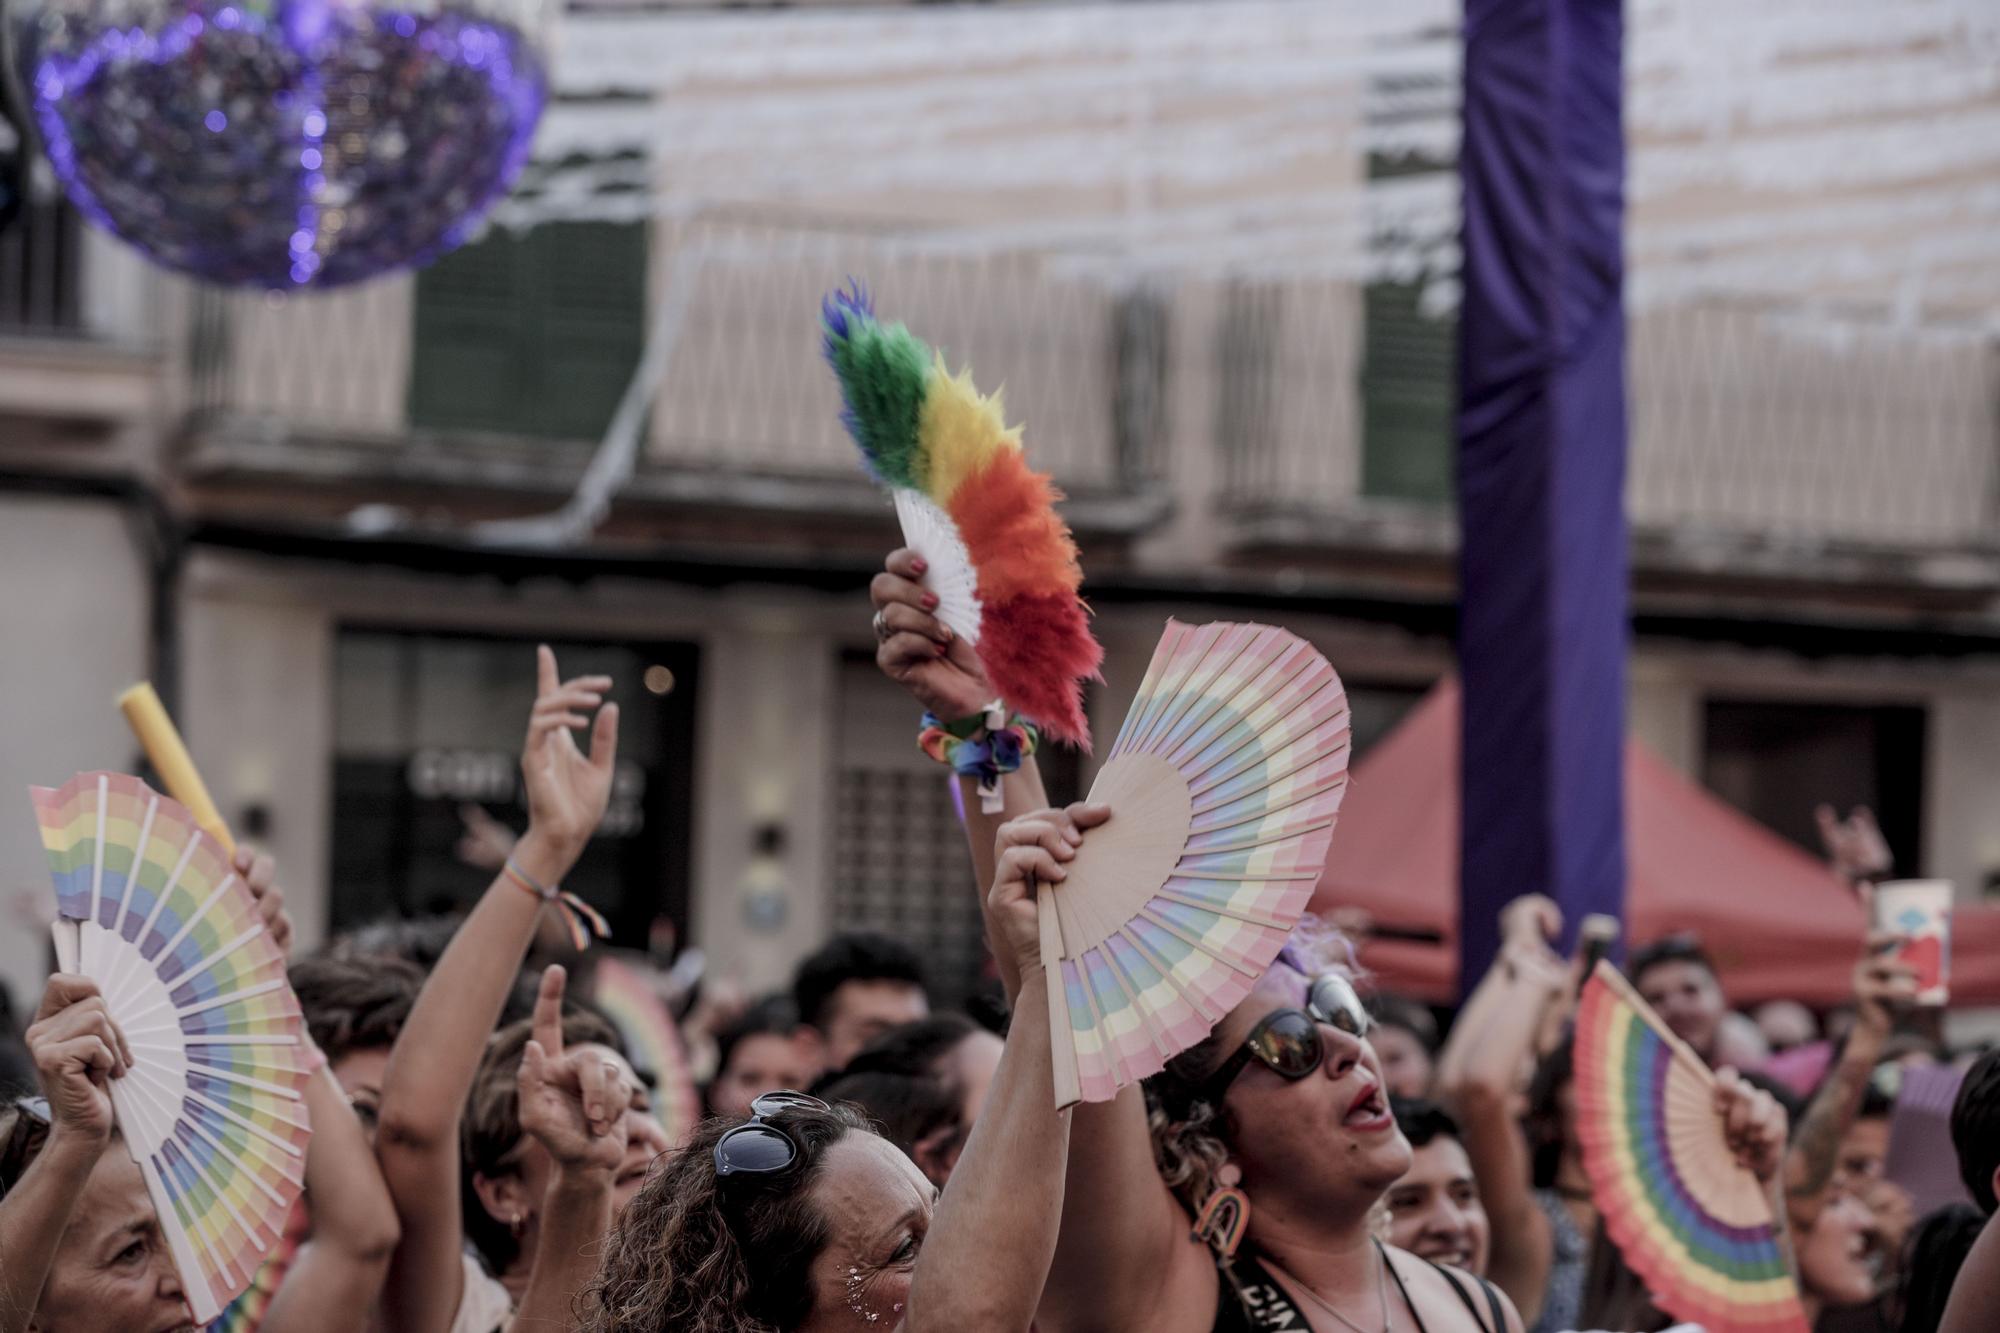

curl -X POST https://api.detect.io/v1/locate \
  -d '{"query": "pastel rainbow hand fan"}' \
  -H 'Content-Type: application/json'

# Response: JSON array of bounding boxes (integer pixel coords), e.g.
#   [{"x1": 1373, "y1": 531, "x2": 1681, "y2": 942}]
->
[
  {"x1": 1574, "y1": 961, "x2": 1810, "y2": 1333},
  {"x1": 820, "y1": 282, "x2": 1103, "y2": 745},
  {"x1": 592, "y1": 955, "x2": 701, "y2": 1150},
  {"x1": 1038, "y1": 621, "x2": 1351, "y2": 1107},
  {"x1": 33, "y1": 772, "x2": 311, "y2": 1326}
]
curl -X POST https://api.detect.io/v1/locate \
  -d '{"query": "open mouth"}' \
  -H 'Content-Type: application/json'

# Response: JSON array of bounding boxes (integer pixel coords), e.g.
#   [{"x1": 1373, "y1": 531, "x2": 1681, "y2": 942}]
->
[
  {"x1": 1343, "y1": 1082, "x2": 1392, "y2": 1132},
  {"x1": 615, "y1": 1157, "x2": 653, "y2": 1191},
  {"x1": 1417, "y1": 1239, "x2": 1474, "y2": 1269}
]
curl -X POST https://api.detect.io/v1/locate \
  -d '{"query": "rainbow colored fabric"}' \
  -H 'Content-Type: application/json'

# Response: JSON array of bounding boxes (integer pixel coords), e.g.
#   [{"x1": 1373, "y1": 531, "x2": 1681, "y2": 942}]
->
[
  {"x1": 820, "y1": 282, "x2": 1103, "y2": 745},
  {"x1": 1573, "y1": 970, "x2": 1810, "y2": 1333},
  {"x1": 592, "y1": 956, "x2": 701, "y2": 1149}
]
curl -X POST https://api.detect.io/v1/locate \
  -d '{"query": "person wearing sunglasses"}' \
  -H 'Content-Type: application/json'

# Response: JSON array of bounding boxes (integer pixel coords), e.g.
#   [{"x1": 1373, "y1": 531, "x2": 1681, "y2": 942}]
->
[{"x1": 581, "y1": 805, "x2": 1088, "y2": 1333}]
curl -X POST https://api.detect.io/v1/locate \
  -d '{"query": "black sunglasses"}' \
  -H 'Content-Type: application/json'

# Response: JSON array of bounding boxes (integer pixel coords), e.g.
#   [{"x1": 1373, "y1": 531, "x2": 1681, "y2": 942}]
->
[
  {"x1": 712, "y1": 1091, "x2": 830, "y2": 1179},
  {"x1": 1196, "y1": 974, "x2": 1371, "y2": 1107}
]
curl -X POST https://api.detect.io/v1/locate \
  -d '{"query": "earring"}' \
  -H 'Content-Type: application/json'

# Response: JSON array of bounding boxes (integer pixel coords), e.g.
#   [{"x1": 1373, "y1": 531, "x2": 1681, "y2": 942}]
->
[
  {"x1": 1192, "y1": 1162, "x2": 1249, "y2": 1258},
  {"x1": 508, "y1": 1212, "x2": 526, "y2": 1239}
]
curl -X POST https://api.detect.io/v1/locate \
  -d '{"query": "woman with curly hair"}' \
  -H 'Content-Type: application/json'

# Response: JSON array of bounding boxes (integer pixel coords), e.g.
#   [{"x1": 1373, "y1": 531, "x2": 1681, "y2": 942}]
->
[{"x1": 581, "y1": 801, "x2": 1086, "y2": 1333}]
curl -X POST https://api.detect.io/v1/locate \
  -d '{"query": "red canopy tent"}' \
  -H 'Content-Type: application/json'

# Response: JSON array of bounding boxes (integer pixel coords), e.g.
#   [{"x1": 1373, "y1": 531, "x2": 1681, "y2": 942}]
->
[{"x1": 1314, "y1": 679, "x2": 2000, "y2": 1006}]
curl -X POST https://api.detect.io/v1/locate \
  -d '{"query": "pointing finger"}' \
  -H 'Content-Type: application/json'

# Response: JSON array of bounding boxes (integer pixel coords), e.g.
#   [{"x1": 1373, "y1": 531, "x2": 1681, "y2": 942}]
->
[{"x1": 533, "y1": 966, "x2": 567, "y2": 1060}]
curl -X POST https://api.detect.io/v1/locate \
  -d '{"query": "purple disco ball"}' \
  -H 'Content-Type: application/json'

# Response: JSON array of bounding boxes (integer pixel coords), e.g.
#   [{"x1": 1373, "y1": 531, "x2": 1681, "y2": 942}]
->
[{"x1": 6, "y1": 0, "x2": 548, "y2": 288}]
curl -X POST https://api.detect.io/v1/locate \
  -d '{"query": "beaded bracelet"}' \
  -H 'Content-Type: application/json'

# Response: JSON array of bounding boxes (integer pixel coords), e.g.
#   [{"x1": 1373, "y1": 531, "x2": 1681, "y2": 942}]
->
[
  {"x1": 502, "y1": 856, "x2": 611, "y2": 952},
  {"x1": 919, "y1": 703, "x2": 1041, "y2": 814}
]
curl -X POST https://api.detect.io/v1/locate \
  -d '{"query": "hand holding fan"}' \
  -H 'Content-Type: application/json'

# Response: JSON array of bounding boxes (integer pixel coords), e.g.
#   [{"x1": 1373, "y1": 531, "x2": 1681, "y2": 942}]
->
[
  {"x1": 1037, "y1": 620, "x2": 1352, "y2": 1107},
  {"x1": 1574, "y1": 961, "x2": 1811, "y2": 1333},
  {"x1": 821, "y1": 282, "x2": 1102, "y2": 745},
  {"x1": 33, "y1": 771, "x2": 311, "y2": 1325}
]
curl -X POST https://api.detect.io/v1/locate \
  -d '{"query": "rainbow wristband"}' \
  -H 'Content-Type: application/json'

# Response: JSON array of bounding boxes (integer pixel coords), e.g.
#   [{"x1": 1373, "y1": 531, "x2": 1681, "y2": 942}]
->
[
  {"x1": 502, "y1": 856, "x2": 611, "y2": 952},
  {"x1": 919, "y1": 704, "x2": 1041, "y2": 813}
]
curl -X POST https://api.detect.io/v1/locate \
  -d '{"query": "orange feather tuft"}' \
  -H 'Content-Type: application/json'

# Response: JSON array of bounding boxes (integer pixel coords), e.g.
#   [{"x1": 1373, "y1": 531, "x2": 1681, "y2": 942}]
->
[{"x1": 947, "y1": 451, "x2": 1084, "y2": 604}]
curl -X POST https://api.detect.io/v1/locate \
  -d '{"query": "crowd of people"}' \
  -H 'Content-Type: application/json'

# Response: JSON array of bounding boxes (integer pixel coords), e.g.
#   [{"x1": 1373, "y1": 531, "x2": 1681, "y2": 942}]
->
[{"x1": 2, "y1": 550, "x2": 1999, "y2": 1333}]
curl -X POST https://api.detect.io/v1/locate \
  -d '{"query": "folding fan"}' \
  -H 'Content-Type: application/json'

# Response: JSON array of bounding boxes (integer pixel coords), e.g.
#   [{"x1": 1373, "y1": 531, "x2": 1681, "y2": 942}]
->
[
  {"x1": 821, "y1": 282, "x2": 1102, "y2": 745},
  {"x1": 591, "y1": 955, "x2": 701, "y2": 1150},
  {"x1": 1573, "y1": 962, "x2": 1811, "y2": 1333},
  {"x1": 1036, "y1": 620, "x2": 1351, "y2": 1107},
  {"x1": 33, "y1": 771, "x2": 311, "y2": 1326}
]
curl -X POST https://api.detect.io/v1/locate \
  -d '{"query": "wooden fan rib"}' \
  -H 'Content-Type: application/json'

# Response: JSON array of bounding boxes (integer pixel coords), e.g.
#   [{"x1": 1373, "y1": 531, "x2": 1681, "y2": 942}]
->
[
  {"x1": 1131, "y1": 627, "x2": 1262, "y2": 760},
  {"x1": 1178, "y1": 673, "x2": 1342, "y2": 795},
  {"x1": 1181, "y1": 815, "x2": 1338, "y2": 859},
  {"x1": 1167, "y1": 868, "x2": 1320, "y2": 884},
  {"x1": 1080, "y1": 946, "x2": 1163, "y2": 1087},
  {"x1": 1133, "y1": 905, "x2": 1263, "y2": 979},
  {"x1": 1126, "y1": 623, "x2": 1232, "y2": 757},
  {"x1": 1116, "y1": 924, "x2": 1227, "y2": 1023},
  {"x1": 1152, "y1": 887, "x2": 1298, "y2": 932},
  {"x1": 1165, "y1": 644, "x2": 1324, "y2": 779},
  {"x1": 1038, "y1": 887, "x2": 1083, "y2": 1108},
  {"x1": 1186, "y1": 708, "x2": 1348, "y2": 807},
  {"x1": 1188, "y1": 772, "x2": 1350, "y2": 838},
  {"x1": 1107, "y1": 622, "x2": 1189, "y2": 759}
]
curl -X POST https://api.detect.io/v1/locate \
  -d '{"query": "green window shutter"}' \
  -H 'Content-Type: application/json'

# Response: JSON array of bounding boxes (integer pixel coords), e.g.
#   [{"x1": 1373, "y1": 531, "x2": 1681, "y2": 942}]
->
[
  {"x1": 409, "y1": 220, "x2": 647, "y2": 442},
  {"x1": 1360, "y1": 278, "x2": 1455, "y2": 503},
  {"x1": 532, "y1": 222, "x2": 647, "y2": 441},
  {"x1": 408, "y1": 229, "x2": 534, "y2": 434}
]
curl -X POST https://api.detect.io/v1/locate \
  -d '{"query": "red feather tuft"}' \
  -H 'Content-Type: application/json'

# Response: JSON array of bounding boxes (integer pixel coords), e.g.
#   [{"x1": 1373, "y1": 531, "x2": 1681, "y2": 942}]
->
[
  {"x1": 977, "y1": 592, "x2": 1104, "y2": 748},
  {"x1": 947, "y1": 452, "x2": 1084, "y2": 603}
]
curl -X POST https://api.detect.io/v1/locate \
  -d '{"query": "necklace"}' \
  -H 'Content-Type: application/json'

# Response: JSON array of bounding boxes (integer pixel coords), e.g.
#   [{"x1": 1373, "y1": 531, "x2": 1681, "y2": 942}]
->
[{"x1": 1276, "y1": 1245, "x2": 1391, "y2": 1333}]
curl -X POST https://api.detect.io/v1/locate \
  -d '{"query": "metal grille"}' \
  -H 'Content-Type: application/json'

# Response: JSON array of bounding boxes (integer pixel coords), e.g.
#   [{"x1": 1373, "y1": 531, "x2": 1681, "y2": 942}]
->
[{"x1": 830, "y1": 766, "x2": 986, "y2": 1008}]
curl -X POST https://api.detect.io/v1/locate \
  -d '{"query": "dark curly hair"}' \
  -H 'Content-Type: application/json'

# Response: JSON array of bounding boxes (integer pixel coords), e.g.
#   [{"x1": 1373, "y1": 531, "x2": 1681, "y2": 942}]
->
[
  {"x1": 580, "y1": 1102, "x2": 875, "y2": 1333},
  {"x1": 791, "y1": 933, "x2": 926, "y2": 1035},
  {"x1": 287, "y1": 953, "x2": 424, "y2": 1063}
]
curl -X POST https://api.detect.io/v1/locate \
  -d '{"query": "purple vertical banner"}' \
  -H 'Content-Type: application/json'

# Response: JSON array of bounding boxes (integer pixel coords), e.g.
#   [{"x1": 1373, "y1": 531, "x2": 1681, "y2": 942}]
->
[{"x1": 1457, "y1": 0, "x2": 1628, "y2": 992}]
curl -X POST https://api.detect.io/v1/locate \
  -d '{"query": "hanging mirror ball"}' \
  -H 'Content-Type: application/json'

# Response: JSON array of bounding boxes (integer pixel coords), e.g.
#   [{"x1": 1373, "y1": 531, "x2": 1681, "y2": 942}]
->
[{"x1": 5, "y1": 0, "x2": 549, "y2": 288}]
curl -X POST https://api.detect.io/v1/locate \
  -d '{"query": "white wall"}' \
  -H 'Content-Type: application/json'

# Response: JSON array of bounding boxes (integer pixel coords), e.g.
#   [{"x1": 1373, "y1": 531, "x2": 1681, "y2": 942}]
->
[{"x1": 0, "y1": 496, "x2": 150, "y2": 1004}]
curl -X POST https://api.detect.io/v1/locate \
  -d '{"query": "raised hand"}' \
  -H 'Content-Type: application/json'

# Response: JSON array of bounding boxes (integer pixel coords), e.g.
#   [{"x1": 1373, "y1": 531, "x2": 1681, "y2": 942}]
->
[
  {"x1": 26, "y1": 974, "x2": 133, "y2": 1146},
  {"x1": 1815, "y1": 804, "x2": 1893, "y2": 885},
  {"x1": 1852, "y1": 930, "x2": 1920, "y2": 1038},
  {"x1": 1714, "y1": 1067, "x2": 1787, "y2": 1183},
  {"x1": 988, "y1": 804, "x2": 1112, "y2": 985},
  {"x1": 235, "y1": 846, "x2": 293, "y2": 960},
  {"x1": 517, "y1": 645, "x2": 619, "y2": 878},
  {"x1": 518, "y1": 965, "x2": 629, "y2": 1175},
  {"x1": 871, "y1": 547, "x2": 994, "y2": 720}
]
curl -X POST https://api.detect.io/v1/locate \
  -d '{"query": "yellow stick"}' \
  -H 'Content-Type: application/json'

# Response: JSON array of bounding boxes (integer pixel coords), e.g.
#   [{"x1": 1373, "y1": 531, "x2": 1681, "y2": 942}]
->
[{"x1": 117, "y1": 683, "x2": 236, "y2": 856}]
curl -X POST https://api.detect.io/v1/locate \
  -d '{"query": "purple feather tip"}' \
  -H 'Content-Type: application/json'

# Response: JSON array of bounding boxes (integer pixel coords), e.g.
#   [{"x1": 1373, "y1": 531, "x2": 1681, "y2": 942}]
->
[{"x1": 819, "y1": 279, "x2": 875, "y2": 349}]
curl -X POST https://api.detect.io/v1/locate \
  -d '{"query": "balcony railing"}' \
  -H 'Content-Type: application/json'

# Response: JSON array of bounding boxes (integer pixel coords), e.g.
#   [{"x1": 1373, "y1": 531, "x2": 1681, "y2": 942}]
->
[
  {"x1": 181, "y1": 214, "x2": 1169, "y2": 510},
  {"x1": 1215, "y1": 289, "x2": 2000, "y2": 555}
]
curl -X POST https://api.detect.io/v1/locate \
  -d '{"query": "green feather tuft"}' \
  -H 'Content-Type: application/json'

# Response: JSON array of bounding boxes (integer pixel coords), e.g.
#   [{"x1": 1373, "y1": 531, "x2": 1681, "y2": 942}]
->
[{"x1": 827, "y1": 317, "x2": 931, "y2": 489}]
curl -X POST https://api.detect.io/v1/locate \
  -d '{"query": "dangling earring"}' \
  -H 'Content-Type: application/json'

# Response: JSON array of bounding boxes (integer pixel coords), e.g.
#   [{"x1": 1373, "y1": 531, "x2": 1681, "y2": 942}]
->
[
  {"x1": 508, "y1": 1211, "x2": 526, "y2": 1240},
  {"x1": 1192, "y1": 1162, "x2": 1250, "y2": 1258}
]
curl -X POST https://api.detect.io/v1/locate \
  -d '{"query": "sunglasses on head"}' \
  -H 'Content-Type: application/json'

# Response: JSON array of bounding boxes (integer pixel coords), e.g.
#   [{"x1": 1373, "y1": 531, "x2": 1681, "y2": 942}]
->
[
  {"x1": 712, "y1": 1091, "x2": 830, "y2": 1180},
  {"x1": 1196, "y1": 973, "x2": 1371, "y2": 1107}
]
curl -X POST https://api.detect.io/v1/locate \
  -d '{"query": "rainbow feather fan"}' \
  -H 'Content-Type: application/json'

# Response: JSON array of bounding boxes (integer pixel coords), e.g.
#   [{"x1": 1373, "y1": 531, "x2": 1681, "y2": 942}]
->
[
  {"x1": 33, "y1": 772, "x2": 311, "y2": 1326},
  {"x1": 1038, "y1": 621, "x2": 1351, "y2": 1107},
  {"x1": 591, "y1": 956, "x2": 702, "y2": 1150},
  {"x1": 1574, "y1": 962, "x2": 1811, "y2": 1333},
  {"x1": 821, "y1": 282, "x2": 1103, "y2": 745}
]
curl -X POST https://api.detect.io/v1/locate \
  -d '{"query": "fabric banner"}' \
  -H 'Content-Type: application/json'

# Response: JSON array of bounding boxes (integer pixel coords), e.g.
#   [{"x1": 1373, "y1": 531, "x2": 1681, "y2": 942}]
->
[{"x1": 1457, "y1": 0, "x2": 1629, "y2": 992}]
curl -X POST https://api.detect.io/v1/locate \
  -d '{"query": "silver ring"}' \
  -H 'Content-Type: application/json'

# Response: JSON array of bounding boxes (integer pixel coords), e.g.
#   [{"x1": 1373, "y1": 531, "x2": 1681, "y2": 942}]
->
[{"x1": 872, "y1": 610, "x2": 892, "y2": 642}]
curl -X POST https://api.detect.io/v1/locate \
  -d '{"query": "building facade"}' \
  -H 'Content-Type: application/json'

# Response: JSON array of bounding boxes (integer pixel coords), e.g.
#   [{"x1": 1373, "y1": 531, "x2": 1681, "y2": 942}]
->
[{"x1": 2, "y1": 0, "x2": 1997, "y2": 1007}]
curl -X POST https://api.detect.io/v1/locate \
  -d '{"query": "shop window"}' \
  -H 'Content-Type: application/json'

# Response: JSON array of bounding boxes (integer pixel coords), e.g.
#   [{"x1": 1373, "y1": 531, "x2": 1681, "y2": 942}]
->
[
  {"x1": 329, "y1": 629, "x2": 698, "y2": 946},
  {"x1": 1360, "y1": 148, "x2": 1455, "y2": 504}
]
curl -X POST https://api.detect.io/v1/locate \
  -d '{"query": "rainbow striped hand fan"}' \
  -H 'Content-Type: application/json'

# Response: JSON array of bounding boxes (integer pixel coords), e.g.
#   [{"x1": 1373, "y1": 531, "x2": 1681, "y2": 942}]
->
[
  {"x1": 1038, "y1": 621, "x2": 1351, "y2": 1107},
  {"x1": 1574, "y1": 962, "x2": 1810, "y2": 1333},
  {"x1": 820, "y1": 282, "x2": 1102, "y2": 745},
  {"x1": 33, "y1": 772, "x2": 311, "y2": 1326},
  {"x1": 592, "y1": 955, "x2": 701, "y2": 1150}
]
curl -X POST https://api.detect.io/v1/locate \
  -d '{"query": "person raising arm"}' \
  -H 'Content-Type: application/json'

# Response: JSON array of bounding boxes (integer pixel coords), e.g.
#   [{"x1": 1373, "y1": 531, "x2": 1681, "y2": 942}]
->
[{"x1": 374, "y1": 646, "x2": 619, "y2": 1333}]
